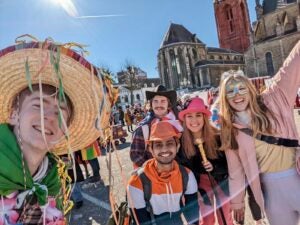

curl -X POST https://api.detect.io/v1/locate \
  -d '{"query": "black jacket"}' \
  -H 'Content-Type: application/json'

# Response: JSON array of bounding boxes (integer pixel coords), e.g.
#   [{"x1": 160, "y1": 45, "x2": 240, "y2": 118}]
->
[{"x1": 176, "y1": 136, "x2": 229, "y2": 198}]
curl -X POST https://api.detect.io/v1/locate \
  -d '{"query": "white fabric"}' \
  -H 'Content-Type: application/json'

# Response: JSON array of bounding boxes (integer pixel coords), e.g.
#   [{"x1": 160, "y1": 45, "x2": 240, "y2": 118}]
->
[
  {"x1": 33, "y1": 157, "x2": 49, "y2": 182},
  {"x1": 185, "y1": 171, "x2": 198, "y2": 195}
]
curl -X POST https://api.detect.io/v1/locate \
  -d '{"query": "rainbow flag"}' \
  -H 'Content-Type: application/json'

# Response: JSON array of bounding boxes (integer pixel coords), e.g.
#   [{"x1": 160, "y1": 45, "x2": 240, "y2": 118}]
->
[{"x1": 81, "y1": 141, "x2": 101, "y2": 161}]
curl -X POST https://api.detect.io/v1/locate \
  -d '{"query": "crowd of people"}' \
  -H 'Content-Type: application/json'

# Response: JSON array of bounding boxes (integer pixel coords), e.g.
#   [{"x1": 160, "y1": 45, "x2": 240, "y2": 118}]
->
[
  {"x1": 126, "y1": 40, "x2": 300, "y2": 225},
  {"x1": 111, "y1": 104, "x2": 147, "y2": 133}
]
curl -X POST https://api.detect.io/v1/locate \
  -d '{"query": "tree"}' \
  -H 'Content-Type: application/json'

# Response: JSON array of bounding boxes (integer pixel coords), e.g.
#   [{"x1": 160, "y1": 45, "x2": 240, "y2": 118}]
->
[
  {"x1": 101, "y1": 67, "x2": 117, "y2": 84},
  {"x1": 123, "y1": 61, "x2": 139, "y2": 105}
]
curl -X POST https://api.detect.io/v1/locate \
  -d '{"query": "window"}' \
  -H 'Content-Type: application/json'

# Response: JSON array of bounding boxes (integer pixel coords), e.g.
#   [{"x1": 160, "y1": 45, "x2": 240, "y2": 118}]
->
[
  {"x1": 136, "y1": 94, "x2": 140, "y2": 100},
  {"x1": 265, "y1": 52, "x2": 274, "y2": 75},
  {"x1": 124, "y1": 95, "x2": 129, "y2": 103},
  {"x1": 202, "y1": 69, "x2": 209, "y2": 86},
  {"x1": 192, "y1": 48, "x2": 198, "y2": 60},
  {"x1": 226, "y1": 6, "x2": 234, "y2": 33}
]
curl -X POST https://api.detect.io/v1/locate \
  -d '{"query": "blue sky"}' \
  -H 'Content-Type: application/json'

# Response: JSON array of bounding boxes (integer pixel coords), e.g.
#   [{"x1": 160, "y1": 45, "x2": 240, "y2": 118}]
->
[{"x1": 0, "y1": 0, "x2": 256, "y2": 78}]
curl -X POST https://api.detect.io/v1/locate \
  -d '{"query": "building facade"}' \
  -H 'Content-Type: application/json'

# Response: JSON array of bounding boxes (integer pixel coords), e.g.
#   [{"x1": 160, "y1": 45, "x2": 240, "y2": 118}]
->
[
  {"x1": 214, "y1": 0, "x2": 252, "y2": 53},
  {"x1": 117, "y1": 67, "x2": 147, "y2": 86},
  {"x1": 157, "y1": 23, "x2": 244, "y2": 90},
  {"x1": 115, "y1": 83, "x2": 161, "y2": 109},
  {"x1": 214, "y1": 0, "x2": 300, "y2": 78},
  {"x1": 244, "y1": 0, "x2": 300, "y2": 77}
]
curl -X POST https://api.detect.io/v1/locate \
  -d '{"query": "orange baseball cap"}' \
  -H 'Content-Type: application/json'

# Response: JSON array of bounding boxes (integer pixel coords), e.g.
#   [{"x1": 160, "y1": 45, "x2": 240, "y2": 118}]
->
[{"x1": 147, "y1": 120, "x2": 182, "y2": 144}]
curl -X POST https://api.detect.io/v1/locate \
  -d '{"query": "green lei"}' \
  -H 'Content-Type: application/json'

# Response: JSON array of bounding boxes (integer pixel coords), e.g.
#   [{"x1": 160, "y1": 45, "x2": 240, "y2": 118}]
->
[{"x1": 0, "y1": 124, "x2": 62, "y2": 208}]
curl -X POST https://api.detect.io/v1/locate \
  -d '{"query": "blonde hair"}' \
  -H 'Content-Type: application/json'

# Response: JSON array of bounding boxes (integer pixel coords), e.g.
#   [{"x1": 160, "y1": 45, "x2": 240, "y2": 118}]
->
[
  {"x1": 219, "y1": 73, "x2": 275, "y2": 150},
  {"x1": 181, "y1": 115, "x2": 219, "y2": 159}
]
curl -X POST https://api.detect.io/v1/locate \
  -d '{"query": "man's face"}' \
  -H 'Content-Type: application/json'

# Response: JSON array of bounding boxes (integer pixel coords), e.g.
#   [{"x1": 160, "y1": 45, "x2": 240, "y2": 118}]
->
[
  {"x1": 150, "y1": 137, "x2": 178, "y2": 165},
  {"x1": 152, "y1": 95, "x2": 169, "y2": 118},
  {"x1": 10, "y1": 91, "x2": 70, "y2": 152}
]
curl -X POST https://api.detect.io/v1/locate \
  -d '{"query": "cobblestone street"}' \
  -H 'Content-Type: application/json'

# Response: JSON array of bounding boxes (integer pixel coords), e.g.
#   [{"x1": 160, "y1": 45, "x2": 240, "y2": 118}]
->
[{"x1": 68, "y1": 109, "x2": 300, "y2": 225}]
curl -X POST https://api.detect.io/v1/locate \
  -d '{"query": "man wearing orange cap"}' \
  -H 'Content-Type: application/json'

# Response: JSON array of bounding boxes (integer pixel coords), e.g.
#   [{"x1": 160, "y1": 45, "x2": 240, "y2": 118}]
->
[{"x1": 127, "y1": 120, "x2": 199, "y2": 225}]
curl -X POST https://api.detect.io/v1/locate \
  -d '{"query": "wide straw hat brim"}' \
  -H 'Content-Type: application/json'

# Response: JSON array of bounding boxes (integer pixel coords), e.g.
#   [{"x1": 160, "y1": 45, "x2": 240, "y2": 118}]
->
[{"x1": 0, "y1": 43, "x2": 112, "y2": 155}]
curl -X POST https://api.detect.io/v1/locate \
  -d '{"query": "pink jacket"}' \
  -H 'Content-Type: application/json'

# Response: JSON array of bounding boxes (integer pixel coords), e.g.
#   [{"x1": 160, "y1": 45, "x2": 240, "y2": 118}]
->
[{"x1": 225, "y1": 40, "x2": 300, "y2": 213}]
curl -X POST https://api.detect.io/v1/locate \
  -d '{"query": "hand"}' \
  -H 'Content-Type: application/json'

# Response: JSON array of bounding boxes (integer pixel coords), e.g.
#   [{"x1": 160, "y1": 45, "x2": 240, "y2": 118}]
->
[
  {"x1": 202, "y1": 161, "x2": 213, "y2": 172},
  {"x1": 233, "y1": 208, "x2": 245, "y2": 224}
]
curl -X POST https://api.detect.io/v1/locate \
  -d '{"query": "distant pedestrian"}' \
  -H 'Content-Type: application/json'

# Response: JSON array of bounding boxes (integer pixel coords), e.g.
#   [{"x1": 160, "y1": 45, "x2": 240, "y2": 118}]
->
[
  {"x1": 118, "y1": 106, "x2": 125, "y2": 126},
  {"x1": 81, "y1": 141, "x2": 104, "y2": 184},
  {"x1": 125, "y1": 105, "x2": 133, "y2": 132}
]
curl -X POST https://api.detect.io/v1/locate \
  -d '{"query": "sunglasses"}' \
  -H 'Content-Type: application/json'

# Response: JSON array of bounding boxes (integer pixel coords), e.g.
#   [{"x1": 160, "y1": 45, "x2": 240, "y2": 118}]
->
[{"x1": 226, "y1": 85, "x2": 248, "y2": 99}]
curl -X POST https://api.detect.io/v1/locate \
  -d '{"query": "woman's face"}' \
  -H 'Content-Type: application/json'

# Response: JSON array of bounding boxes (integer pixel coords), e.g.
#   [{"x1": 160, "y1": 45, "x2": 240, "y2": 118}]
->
[
  {"x1": 184, "y1": 112, "x2": 204, "y2": 133},
  {"x1": 225, "y1": 80, "x2": 250, "y2": 112}
]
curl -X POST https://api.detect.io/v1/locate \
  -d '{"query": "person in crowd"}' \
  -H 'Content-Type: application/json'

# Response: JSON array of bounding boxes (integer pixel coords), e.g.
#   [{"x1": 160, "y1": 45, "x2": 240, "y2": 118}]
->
[
  {"x1": 80, "y1": 140, "x2": 104, "y2": 184},
  {"x1": 177, "y1": 97, "x2": 233, "y2": 225},
  {"x1": 127, "y1": 120, "x2": 199, "y2": 225},
  {"x1": 118, "y1": 106, "x2": 125, "y2": 126},
  {"x1": 218, "y1": 41, "x2": 300, "y2": 225},
  {"x1": 125, "y1": 105, "x2": 134, "y2": 132},
  {"x1": 130, "y1": 85, "x2": 182, "y2": 168}
]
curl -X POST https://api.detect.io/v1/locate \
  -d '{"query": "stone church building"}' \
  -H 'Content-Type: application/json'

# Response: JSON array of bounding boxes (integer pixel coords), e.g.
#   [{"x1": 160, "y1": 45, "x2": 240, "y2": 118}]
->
[
  {"x1": 214, "y1": 0, "x2": 300, "y2": 77},
  {"x1": 158, "y1": 0, "x2": 300, "y2": 89},
  {"x1": 157, "y1": 23, "x2": 244, "y2": 90}
]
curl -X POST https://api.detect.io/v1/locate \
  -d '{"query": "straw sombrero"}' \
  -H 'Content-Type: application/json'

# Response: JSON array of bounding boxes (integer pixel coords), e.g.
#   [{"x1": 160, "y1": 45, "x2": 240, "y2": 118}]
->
[{"x1": 0, "y1": 38, "x2": 113, "y2": 155}]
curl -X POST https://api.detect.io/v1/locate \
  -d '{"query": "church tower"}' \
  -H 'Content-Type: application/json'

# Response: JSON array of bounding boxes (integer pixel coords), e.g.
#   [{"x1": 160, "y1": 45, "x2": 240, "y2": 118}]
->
[{"x1": 214, "y1": 0, "x2": 252, "y2": 53}]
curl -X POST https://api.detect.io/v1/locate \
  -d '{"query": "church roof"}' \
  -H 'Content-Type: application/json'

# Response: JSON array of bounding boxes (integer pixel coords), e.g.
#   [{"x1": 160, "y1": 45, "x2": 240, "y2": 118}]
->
[
  {"x1": 262, "y1": 0, "x2": 296, "y2": 15},
  {"x1": 194, "y1": 59, "x2": 243, "y2": 67},
  {"x1": 160, "y1": 23, "x2": 204, "y2": 48},
  {"x1": 207, "y1": 47, "x2": 242, "y2": 54}
]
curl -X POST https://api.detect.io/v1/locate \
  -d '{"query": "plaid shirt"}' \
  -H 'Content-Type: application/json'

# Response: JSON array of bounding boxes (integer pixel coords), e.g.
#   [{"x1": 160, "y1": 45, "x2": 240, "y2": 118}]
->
[
  {"x1": 130, "y1": 111, "x2": 180, "y2": 167},
  {"x1": 130, "y1": 113, "x2": 154, "y2": 167}
]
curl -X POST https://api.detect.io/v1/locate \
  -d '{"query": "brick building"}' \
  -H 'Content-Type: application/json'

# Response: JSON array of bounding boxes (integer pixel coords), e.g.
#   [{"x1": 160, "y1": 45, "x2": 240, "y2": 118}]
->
[
  {"x1": 214, "y1": 0, "x2": 252, "y2": 53},
  {"x1": 214, "y1": 0, "x2": 300, "y2": 78},
  {"x1": 244, "y1": 0, "x2": 300, "y2": 77}
]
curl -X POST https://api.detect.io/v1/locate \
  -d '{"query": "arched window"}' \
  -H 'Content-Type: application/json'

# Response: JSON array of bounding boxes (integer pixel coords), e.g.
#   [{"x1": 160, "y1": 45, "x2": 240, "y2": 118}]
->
[
  {"x1": 265, "y1": 52, "x2": 275, "y2": 75},
  {"x1": 136, "y1": 94, "x2": 140, "y2": 101},
  {"x1": 226, "y1": 6, "x2": 234, "y2": 33},
  {"x1": 192, "y1": 48, "x2": 198, "y2": 60},
  {"x1": 202, "y1": 69, "x2": 209, "y2": 86},
  {"x1": 226, "y1": 55, "x2": 230, "y2": 60},
  {"x1": 219, "y1": 55, "x2": 223, "y2": 60},
  {"x1": 124, "y1": 95, "x2": 129, "y2": 103},
  {"x1": 210, "y1": 55, "x2": 215, "y2": 60}
]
